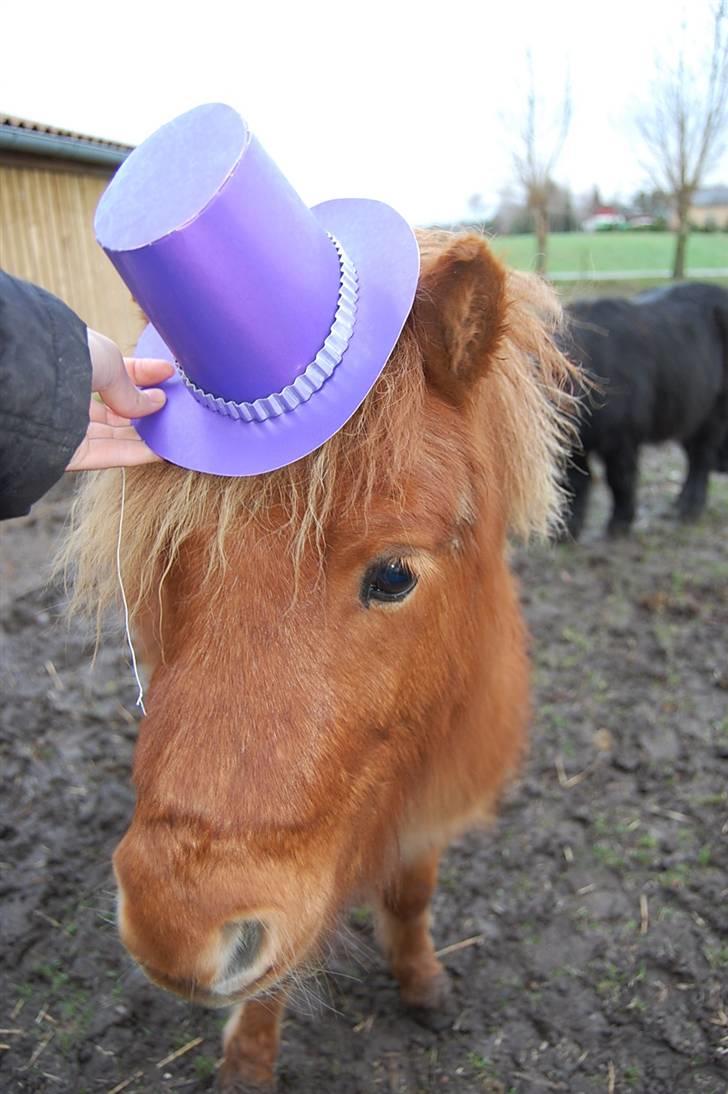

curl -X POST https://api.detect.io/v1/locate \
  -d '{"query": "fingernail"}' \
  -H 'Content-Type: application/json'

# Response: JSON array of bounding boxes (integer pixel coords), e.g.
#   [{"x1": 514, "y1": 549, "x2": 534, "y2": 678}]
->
[{"x1": 144, "y1": 388, "x2": 167, "y2": 409}]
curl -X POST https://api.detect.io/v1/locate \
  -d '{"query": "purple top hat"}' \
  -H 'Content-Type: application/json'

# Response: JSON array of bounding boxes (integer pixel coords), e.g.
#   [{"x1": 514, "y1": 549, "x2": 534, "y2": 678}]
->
[{"x1": 94, "y1": 104, "x2": 420, "y2": 476}]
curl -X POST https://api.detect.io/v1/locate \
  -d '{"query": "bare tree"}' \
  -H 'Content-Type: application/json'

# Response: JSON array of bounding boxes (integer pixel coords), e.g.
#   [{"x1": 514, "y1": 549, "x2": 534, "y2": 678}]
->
[
  {"x1": 638, "y1": 1, "x2": 728, "y2": 278},
  {"x1": 512, "y1": 53, "x2": 572, "y2": 276}
]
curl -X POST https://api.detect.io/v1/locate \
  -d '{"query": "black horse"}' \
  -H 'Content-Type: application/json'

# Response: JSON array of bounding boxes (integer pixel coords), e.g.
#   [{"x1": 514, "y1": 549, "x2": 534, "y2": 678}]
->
[
  {"x1": 561, "y1": 282, "x2": 728, "y2": 538},
  {"x1": 717, "y1": 427, "x2": 728, "y2": 472}
]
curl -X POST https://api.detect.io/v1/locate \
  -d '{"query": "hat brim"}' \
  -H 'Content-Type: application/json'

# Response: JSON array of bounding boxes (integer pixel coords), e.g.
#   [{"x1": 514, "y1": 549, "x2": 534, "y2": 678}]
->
[{"x1": 133, "y1": 198, "x2": 420, "y2": 476}]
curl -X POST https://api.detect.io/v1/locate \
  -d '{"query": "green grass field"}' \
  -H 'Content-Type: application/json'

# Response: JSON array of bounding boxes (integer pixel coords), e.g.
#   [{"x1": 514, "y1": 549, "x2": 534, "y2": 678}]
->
[{"x1": 488, "y1": 230, "x2": 728, "y2": 277}]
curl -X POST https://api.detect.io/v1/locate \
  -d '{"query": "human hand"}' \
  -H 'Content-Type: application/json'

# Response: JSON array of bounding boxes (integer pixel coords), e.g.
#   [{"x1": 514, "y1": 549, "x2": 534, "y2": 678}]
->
[{"x1": 66, "y1": 331, "x2": 174, "y2": 472}]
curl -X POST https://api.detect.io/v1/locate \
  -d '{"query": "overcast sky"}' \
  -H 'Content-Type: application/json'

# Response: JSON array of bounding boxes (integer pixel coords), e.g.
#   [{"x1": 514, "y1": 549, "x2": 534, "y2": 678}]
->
[{"x1": 3, "y1": 0, "x2": 727, "y2": 224}]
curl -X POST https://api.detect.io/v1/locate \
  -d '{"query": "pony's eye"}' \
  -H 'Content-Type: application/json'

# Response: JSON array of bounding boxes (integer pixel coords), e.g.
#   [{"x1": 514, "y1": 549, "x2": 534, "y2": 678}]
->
[{"x1": 361, "y1": 559, "x2": 418, "y2": 606}]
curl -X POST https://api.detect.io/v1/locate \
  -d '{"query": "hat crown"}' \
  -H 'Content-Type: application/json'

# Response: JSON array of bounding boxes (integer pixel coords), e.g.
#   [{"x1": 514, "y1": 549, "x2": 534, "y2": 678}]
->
[{"x1": 95, "y1": 103, "x2": 342, "y2": 404}]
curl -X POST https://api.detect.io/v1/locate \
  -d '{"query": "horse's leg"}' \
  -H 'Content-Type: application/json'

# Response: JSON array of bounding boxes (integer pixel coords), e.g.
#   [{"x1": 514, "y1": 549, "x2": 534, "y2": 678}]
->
[
  {"x1": 603, "y1": 441, "x2": 639, "y2": 536},
  {"x1": 564, "y1": 448, "x2": 592, "y2": 540},
  {"x1": 219, "y1": 990, "x2": 287, "y2": 1092},
  {"x1": 375, "y1": 848, "x2": 449, "y2": 1010},
  {"x1": 713, "y1": 417, "x2": 726, "y2": 470},
  {"x1": 677, "y1": 414, "x2": 726, "y2": 520}
]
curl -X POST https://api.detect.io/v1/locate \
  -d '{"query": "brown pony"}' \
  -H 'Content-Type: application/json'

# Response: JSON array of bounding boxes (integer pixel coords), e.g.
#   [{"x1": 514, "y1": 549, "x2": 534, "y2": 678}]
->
[{"x1": 64, "y1": 230, "x2": 575, "y2": 1090}]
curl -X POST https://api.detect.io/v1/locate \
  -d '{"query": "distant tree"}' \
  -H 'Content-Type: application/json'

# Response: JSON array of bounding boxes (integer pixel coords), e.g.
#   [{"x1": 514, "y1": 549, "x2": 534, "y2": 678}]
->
[
  {"x1": 549, "y1": 182, "x2": 579, "y2": 232},
  {"x1": 512, "y1": 53, "x2": 572, "y2": 274},
  {"x1": 637, "y1": 1, "x2": 728, "y2": 277},
  {"x1": 467, "y1": 193, "x2": 487, "y2": 218},
  {"x1": 493, "y1": 181, "x2": 577, "y2": 236},
  {"x1": 631, "y1": 188, "x2": 671, "y2": 218},
  {"x1": 491, "y1": 185, "x2": 528, "y2": 235}
]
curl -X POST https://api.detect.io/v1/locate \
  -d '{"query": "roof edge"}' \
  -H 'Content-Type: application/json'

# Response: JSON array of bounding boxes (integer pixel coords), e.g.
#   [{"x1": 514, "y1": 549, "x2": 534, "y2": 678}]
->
[{"x1": 0, "y1": 124, "x2": 130, "y2": 168}]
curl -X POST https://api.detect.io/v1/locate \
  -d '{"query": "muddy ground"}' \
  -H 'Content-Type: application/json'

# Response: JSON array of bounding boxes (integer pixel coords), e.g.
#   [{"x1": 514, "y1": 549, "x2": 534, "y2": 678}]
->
[{"x1": 1, "y1": 446, "x2": 727, "y2": 1094}]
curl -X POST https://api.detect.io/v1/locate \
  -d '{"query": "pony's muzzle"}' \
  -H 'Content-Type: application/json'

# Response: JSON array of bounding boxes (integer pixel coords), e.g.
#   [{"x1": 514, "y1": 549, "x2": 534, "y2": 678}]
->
[
  {"x1": 112, "y1": 821, "x2": 328, "y2": 1005},
  {"x1": 113, "y1": 841, "x2": 275, "y2": 1003},
  {"x1": 115, "y1": 890, "x2": 274, "y2": 1004}
]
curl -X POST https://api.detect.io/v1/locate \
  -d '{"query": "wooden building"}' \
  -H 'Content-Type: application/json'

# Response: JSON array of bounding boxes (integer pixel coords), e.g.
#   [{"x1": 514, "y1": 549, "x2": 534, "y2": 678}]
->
[{"x1": 0, "y1": 115, "x2": 143, "y2": 351}]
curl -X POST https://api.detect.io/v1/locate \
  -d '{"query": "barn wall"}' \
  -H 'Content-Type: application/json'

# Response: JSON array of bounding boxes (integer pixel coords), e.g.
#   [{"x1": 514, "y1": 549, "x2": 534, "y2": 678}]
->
[{"x1": 0, "y1": 162, "x2": 144, "y2": 352}]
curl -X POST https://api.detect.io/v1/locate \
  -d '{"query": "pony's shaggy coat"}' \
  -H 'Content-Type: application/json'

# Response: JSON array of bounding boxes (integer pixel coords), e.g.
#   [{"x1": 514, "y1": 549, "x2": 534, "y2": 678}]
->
[{"x1": 61, "y1": 231, "x2": 578, "y2": 1091}]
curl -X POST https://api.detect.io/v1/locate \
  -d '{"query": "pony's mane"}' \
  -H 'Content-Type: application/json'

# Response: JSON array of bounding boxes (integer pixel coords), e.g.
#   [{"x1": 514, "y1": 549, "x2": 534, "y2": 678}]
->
[{"x1": 62, "y1": 235, "x2": 576, "y2": 626}]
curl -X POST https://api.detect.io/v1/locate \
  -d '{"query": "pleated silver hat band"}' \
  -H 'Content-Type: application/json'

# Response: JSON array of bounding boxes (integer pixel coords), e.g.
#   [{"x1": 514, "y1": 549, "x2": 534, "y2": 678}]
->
[{"x1": 175, "y1": 234, "x2": 359, "y2": 423}]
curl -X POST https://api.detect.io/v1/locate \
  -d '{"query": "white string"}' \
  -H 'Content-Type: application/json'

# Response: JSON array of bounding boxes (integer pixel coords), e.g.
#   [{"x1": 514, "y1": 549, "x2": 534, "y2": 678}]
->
[{"x1": 116, "y1": 467, "x2": 146, "y2": 716}]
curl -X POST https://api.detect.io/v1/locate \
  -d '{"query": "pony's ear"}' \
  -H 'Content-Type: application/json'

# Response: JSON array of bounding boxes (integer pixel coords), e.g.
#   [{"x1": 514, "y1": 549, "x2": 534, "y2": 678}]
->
[{"x1": 413, "y1": 233, "x2": 507, "y2": 404}]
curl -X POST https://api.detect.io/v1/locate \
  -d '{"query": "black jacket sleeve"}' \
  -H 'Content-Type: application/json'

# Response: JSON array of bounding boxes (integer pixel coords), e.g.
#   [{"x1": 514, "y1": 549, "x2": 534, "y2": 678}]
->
[{"x1": 0, "y1": 271, "x2": 92, "y2": 520}]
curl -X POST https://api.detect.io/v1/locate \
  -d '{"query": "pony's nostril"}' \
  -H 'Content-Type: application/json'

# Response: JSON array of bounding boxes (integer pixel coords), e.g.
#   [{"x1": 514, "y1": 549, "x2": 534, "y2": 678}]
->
[{"x1": 222, "y1": 919, "x2": 264, "y2": 978}]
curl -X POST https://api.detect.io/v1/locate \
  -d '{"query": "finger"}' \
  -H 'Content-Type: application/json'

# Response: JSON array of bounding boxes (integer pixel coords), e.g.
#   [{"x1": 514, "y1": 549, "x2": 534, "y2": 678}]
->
[
  {"x1": 124, "y1": 357, "x2": 175, "y2": 387},
  {"x1": 68, "y1": 443, "x2": 162, "y2": 471},
  {"x1": 66, "y1": 434, "x2": 163, "y2": 471},
  {"x1": 88, "y1": 399, "x2": 130, "y2": 427},
  {"x1": 122, "y1": 386, "x2": 167, "y2": 418},
  {"x1": 84, "y1": 422, "x2": 143, "y2": 442},
  {"x1": 88, "y1": 329, "x2": 167, "y2": 418},
  {"x1": 98, "y1": 372, "x2": 167, "y2": 419}
]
